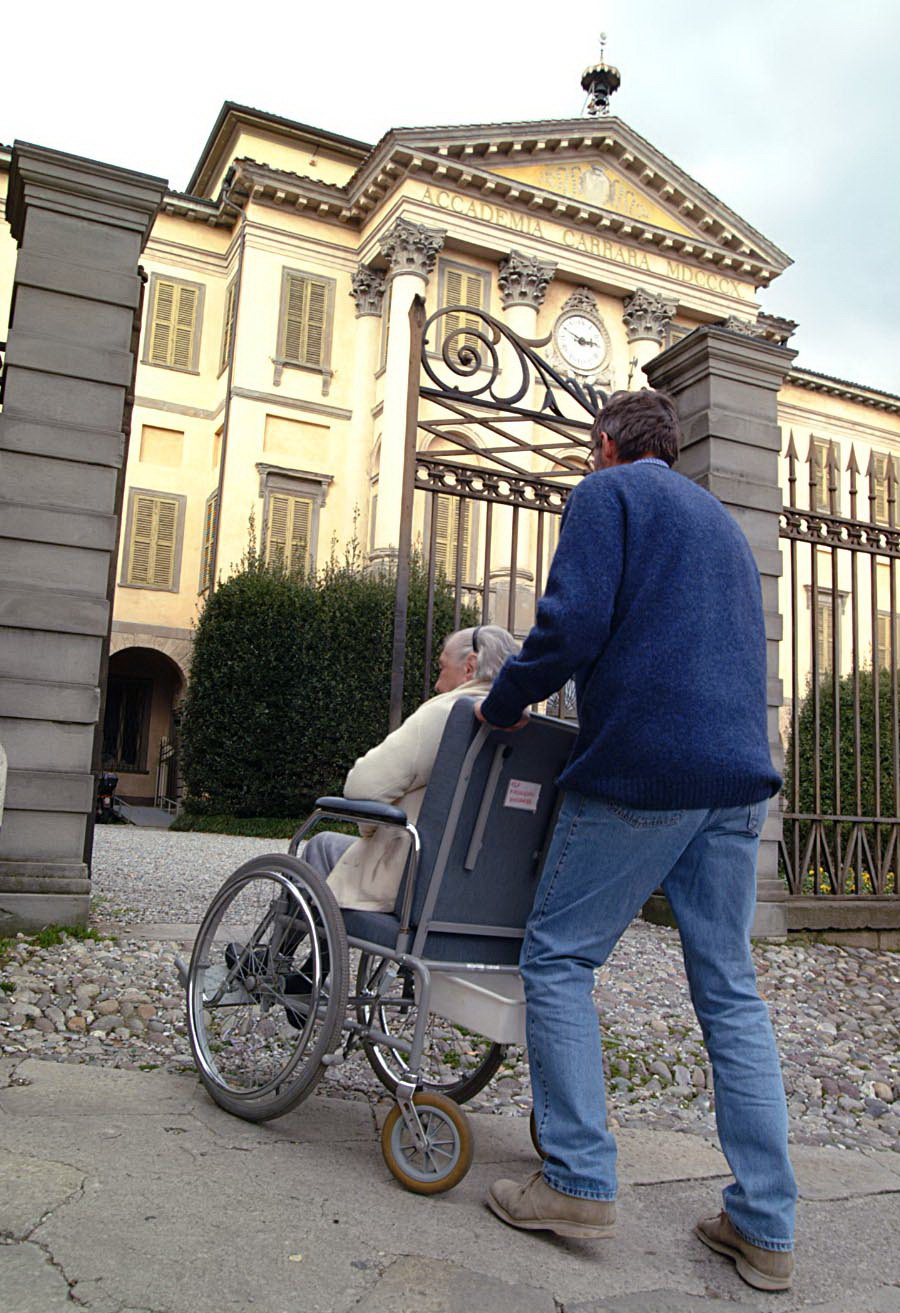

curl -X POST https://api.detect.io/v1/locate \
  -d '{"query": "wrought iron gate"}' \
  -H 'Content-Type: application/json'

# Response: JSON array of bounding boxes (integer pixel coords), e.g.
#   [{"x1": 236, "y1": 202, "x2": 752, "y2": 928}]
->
[
  {"x1": 390, "y1": 299, "x2": 602, "y2": 719},
  {"x1": 779, "y1": 436, "x2": 900, "y2": 901}
]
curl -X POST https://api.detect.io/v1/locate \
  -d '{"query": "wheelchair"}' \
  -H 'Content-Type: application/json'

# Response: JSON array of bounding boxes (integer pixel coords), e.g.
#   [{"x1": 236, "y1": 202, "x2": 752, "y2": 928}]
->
[{"x1": 183, "y1": 699, "x2": 576, "y2": 1194}]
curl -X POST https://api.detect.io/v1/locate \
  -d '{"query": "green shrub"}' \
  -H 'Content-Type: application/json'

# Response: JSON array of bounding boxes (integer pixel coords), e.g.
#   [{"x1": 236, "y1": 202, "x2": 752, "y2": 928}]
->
[
  {"x1": 170, "y1": 813, "x2": 357, "y2": 839},
  {"x1": 786, "y1": 666, "x2": 899, "y2": 819},
  {"x1": 180, "y1": 539, "x2": 475, "y2": 818}
]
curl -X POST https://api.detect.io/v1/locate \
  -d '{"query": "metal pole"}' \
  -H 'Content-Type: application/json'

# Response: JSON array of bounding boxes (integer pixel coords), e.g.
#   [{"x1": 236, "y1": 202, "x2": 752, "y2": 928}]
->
[{"x1": 388, "y1": 294, "x2": 427, "y2": 731}]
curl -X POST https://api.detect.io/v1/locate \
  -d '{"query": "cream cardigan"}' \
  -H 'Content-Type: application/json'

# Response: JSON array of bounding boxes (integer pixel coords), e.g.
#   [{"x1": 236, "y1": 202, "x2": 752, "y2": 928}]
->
[{"x1": 325, "y1": 679, "x2": 492, "y2": 912}]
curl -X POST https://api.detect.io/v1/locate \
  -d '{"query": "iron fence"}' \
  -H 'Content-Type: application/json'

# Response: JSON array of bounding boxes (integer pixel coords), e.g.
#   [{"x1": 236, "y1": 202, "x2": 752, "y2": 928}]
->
[{"x1": 779, "y1": 434, "x2": 900, "y2": 899}]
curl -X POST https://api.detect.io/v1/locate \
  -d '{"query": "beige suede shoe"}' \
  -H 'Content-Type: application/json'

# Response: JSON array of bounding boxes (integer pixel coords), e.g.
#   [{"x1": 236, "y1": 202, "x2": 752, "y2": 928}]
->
[
  {"x1": 487, "y1": 1170, "x2": 616, "y2": 1239},
  {"x1": 695, "y1": 1211, "x2": 794, "y2": 1291}
]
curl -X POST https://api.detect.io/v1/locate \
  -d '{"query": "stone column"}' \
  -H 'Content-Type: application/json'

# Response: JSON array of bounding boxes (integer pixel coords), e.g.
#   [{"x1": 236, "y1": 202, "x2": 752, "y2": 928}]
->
[
  {"x1": 622, "y1": 286, "x2": 676, "y2": 386},
  {"x1": 0, "y1": 143, "x2": 165, "y2": 932},
  {"x1": 494, "y1": 250, "x2": 557, "y2": 630},
  {"x1": 497, "y1": 248, "x2": 556, "y2": 349},
  {"x1": 370, "y1": 218, "x2": 444, "y2": 559},
  {"x1": 644, "y1": 325, "x2": 797, "y2": 937},
  {"x1": 348, "y1": 264, "x2": 387, "y2": 549}
]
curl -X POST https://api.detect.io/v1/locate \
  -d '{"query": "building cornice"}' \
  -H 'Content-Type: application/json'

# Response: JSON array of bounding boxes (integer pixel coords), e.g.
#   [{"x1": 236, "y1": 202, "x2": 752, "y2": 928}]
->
[
  {"x1": 785, "y1": 368, "x2": 900, "y2": 415},
  {"x1": 219, "y1": 147, "x2": 783, "y2": 290}
]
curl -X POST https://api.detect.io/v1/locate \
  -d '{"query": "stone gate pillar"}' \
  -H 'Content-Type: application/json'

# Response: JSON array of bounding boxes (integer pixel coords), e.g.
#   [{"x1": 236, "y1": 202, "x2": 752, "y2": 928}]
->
[
  {"x1": 644, "y1": 325, "x2": 796, "y2": 937},
  {"x1": 0, "y1": 143, "x2": 165, "y2": 932}
]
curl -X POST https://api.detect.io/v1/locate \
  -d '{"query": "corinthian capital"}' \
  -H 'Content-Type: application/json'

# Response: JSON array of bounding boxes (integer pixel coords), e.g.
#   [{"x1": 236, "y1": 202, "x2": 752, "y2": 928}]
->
[
  {"x1": 622, "y1": 287, "x2": 677, "y2": 344},
  {"x1": 350, "y1": 264, "x2": 386, "y2": 317},
  {"x1": 498, "y1": 249, "x2": 557, "y2": 310},
  {"x1": 378, "y1": 218, "x2": 445, "y2": 281}
]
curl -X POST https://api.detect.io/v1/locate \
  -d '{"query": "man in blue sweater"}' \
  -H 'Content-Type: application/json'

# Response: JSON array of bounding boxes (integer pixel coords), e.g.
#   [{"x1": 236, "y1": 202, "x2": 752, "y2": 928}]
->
[{"x1": 478, "y1": 390, "x2": 796, "y2": 1292}]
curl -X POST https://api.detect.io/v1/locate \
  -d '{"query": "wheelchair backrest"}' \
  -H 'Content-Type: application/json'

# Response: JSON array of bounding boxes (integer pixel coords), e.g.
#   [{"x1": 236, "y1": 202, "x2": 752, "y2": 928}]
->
[{"x1": 399, "y1": 698, "x2": 577, "y2": 964}]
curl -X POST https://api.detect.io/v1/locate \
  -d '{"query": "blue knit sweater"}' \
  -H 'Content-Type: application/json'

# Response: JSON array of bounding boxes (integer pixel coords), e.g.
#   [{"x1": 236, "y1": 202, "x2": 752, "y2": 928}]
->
[{"x1": 480, "y1": 460, "x2": 782, "y2": 809}]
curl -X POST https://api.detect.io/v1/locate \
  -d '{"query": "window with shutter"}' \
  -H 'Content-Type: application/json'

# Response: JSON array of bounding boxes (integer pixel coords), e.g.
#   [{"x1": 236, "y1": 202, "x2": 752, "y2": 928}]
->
[
  {"x1": 810, "y1": 439, "x2": 834, "y2": 513},
  {"x1": 278, "y1": 271, "x2": 334, "y2": 370},
  {"x1": 199, "y1": 492, "x2": 219, "y2": 593},
  {"x1": 146, "y1": 276, "x2": 202, "y2": 371},
  {"x1": 265, "y1": 493, "x2": 313, "y2": 573},
  {"x1": 433, "y1": 494, "x2": 472, "y2": 581},
  {"x1": 125, "y1": 492, "x2": 183, "y2": 590},
  {"x1": 872, "y1": 452, "x2": 893, "y2": 525},
  {"x1": 439, "y1": 261, "x2": 489, "y2": 364},
  {"x1": 219, "y1": 278, "x2": 237, "y2": 375}
]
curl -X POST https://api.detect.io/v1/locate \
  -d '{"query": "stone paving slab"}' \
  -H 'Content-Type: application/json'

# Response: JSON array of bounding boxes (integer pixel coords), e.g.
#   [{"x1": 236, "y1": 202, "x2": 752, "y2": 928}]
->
[{"x1": 0, "y1": 1058, "x2": 897, "y2": 1313}]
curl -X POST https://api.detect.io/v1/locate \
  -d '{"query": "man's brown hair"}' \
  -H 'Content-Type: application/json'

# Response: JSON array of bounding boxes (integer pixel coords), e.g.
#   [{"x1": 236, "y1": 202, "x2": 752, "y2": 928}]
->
[{"x1": 592, "y1": 389, "x2": 681, "y2": 467}]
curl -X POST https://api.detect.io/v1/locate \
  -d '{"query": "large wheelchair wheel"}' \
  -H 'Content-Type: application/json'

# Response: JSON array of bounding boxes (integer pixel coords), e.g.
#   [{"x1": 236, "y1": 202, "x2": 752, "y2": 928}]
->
[
  {"x1": 356, "y1": 953, "x2": 506, "y2": 1104},
  {"x1": 186, "y1": 855, "x2": 348, "y2": 1122},
  {"x1": 381, "y1": 1091, "x2": 473, "y2": 1194}
]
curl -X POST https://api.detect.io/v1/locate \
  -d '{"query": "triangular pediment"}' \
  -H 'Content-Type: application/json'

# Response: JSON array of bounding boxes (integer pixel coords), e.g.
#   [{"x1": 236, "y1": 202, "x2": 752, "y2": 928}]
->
[
  {"x1": 487, "y1": 157, "x2": 695, "y2": 236},
  {"x1": 384, "y1": 117, "x2": 791, "y2": 281}
]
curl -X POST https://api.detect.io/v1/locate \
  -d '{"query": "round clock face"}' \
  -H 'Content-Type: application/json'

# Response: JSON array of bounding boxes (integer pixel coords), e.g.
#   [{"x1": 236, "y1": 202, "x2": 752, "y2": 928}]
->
[{"x1": 555, "y1": 313, "x2": 607, "y2": 374}]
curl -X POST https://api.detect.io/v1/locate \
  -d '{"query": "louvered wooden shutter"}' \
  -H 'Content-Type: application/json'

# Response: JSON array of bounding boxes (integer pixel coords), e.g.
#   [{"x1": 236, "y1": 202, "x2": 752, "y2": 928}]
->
[
  {"x1": 128, "y1": 494, "x2": 178, "y2": 588},
  {"x1": 304, "y1": 281, "x2": 326, "y2": 367},
  {"x1": 433, "y1": 495, "x2": 470, "y2": 579},
  {"x1": 288, "y1": 497, "x2": 312, "y2": 572},
  {"x1": 149, "y1": 279, "x2": 198, "y2": 369},
  {"x1": 266, "y1": 493, "x2": 291, "y2": 565},
  {"x1": 266, "y1": 493, "x2": 312, "y2": 572},
  {"x1": 281, "y1": 276, "x2": 328, "y2": 366},
  {"x1": 220, "y1": 280, "x2": 237, "y2": 373},
  {"x1": 441, "y1": 267, "x2": 484, "y2": 362},
  {"x1": 201, "y1": 494, "x2": 218, "y2": 590},
  {"x1": 874, "y1": 454, "x2": 889, "y2": 524}
]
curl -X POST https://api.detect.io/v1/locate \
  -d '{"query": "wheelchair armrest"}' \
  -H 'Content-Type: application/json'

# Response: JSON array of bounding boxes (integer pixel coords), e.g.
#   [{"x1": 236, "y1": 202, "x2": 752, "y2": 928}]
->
[{"x1": 314, "y1": 796, "x2": 408, "y2": 826}]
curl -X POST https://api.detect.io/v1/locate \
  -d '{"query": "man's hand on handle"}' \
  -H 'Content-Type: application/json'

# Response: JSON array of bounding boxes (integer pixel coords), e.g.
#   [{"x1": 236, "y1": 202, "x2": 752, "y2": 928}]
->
[{"x1": 473, "y1": 699, "x2": 530, "y2": 732}]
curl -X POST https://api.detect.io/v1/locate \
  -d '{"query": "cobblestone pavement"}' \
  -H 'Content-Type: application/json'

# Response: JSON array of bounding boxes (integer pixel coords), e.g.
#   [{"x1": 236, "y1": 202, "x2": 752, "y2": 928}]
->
[{"x1": 1, "y1": 827, "x2": 897, "y2": 1154}]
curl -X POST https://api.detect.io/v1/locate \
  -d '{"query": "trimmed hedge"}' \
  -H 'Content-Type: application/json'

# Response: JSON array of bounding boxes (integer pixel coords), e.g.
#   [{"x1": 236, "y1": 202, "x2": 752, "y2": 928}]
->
[
  {"x1": 180, "y1": 543, "x2": 475, "y2": 817},
  {"x1": 786, "y1": 666, "x2": 900, "y2": 819}
]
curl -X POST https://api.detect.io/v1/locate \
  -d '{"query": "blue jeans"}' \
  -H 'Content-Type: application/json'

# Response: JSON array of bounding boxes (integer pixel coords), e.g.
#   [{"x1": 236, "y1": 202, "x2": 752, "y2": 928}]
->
[{"x1": 521, "y1": 791, "x2": 797, "y2": 1252}]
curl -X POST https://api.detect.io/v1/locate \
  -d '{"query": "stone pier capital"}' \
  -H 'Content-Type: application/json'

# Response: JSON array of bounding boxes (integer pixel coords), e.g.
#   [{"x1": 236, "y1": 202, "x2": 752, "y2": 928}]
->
[
  {"x1": 378, "y1": 217, "x2": 445, "y2": 281},
  {"x1": 498, "y1": 249, "x2": 556, "y2": 310}
]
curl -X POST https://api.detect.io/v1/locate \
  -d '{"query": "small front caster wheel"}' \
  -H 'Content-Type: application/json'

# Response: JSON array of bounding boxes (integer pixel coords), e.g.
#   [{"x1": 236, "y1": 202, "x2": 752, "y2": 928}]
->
[{"x1": 381, "y1": 1091, "x2": 473, "y2": 1195}]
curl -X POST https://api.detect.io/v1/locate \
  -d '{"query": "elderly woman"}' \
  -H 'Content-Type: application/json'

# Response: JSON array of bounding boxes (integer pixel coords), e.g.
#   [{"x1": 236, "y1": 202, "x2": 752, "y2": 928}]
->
[{"x1": 302, "y1": 624, "x2": 519, "y2": 913}]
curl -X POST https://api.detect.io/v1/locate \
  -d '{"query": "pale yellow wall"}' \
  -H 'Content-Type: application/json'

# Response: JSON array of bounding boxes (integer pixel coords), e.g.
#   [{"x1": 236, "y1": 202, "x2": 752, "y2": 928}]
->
[
  {"x1": 205, "y1": 127, "x2": 360, "y2": 200},
  {"x1": 776, "y1": 383, "x2": 900, "y2": 717}
]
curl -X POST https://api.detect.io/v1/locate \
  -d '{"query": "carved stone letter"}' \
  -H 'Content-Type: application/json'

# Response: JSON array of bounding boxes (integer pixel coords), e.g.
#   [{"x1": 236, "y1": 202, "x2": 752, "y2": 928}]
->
[
  {"x1": 622, "y1": 286, "x2": 677, "y2": 344},
  {"x1": 498, "y1": 248, "x2": 556, "y2": 310},
  {"x1": 379, "y1": 217, "x2": 445, "y2": 281},
  {"x1": 350, "y1": 265, "x2": 386, "y2": 317}
]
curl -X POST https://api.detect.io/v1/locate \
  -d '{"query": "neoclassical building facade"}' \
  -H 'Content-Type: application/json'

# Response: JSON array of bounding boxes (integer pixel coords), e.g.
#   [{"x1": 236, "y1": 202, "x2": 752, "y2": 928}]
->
[{"x1": 2, "y1": 99, "x2": 897, "y2": 802}]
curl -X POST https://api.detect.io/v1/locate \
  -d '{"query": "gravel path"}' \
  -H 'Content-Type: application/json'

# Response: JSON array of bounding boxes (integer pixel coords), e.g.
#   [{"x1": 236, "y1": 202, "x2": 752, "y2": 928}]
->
[{"x1": 1, "y1": 827, "x2": 897, "y2": 1154}]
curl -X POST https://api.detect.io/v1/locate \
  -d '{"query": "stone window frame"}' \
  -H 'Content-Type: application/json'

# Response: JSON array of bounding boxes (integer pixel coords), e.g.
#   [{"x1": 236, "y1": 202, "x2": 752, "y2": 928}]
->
[
  {"x1": 272, "y1": 267, "x2": 337, "y2": 395},
  {"x1": 141, "y1": 272, "x2": 205, "y2": 375},
  {"x1": 257, "y1": 463, "x2": 333, "y2": 573},
  {"x1": 119, "y1": 486, "x2": 188, "y2": 594}
]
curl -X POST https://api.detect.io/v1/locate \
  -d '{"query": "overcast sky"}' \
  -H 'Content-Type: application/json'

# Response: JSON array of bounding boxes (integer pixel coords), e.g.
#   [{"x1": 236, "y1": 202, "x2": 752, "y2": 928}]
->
[{"x1": 3, "y1": 0, "x2": 897, "y2": 393}]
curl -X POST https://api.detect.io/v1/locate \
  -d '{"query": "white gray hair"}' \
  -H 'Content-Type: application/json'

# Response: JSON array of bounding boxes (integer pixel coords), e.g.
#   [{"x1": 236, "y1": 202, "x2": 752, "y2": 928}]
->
[{"x1": 445, "y1": 625, "x2": 520, "y2": 681}]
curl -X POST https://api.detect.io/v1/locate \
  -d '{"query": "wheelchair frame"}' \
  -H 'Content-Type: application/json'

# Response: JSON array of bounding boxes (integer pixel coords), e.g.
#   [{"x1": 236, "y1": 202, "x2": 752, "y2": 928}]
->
[{"x1": 185, "y1": 712, "x2": 571, "y2": 1192}]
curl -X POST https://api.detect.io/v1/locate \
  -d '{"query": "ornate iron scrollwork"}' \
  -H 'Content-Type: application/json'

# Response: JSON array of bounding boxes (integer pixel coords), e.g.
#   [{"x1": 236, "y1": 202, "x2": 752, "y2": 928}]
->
[{"x1": 421, "y1": 304, "x2": 606, "y2": 423}]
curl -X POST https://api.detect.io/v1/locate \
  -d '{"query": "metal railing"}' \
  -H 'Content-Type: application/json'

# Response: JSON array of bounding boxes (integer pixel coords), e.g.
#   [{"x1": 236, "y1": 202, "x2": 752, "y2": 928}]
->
[{"x1": 779, "y1": 435, "x2": 900, "y2": 898}]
